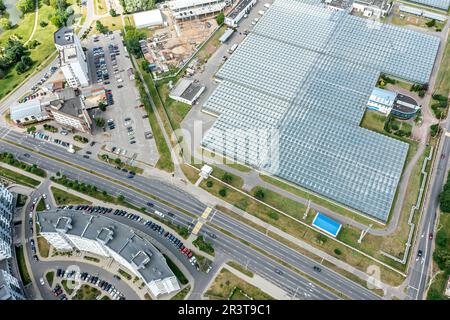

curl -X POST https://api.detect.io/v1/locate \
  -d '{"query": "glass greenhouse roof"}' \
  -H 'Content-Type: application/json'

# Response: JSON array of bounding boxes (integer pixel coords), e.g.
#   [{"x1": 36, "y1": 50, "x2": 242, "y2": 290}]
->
[
  {"x1": 406, "y1": 0, "x2": 450, "y2": 10},
  {"x1": 201, "y1": 0, "x2": 440, "y2": 222}
]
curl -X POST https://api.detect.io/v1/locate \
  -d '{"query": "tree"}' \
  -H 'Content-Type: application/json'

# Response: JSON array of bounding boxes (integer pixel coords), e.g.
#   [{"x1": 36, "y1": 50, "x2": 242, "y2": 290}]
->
[
  {"x1": 0, "y1": 18, "x2": 12, "y2": 30},
  {"x1": 96, "y1": 20, "x2": 108, "y2": 34},
  {"x1": 110, "y1": 8, "x2": 117, "y2": 17},
  {"x1": 94, "y1": 117, "x2": 105, "y2": 127},
  {"x1": 122, "y1": 0, "x2": 155, "y2": 13},
  {"x1": 21, "y1": 55, "x2": 33, "y2": 66},
  {"x1": 98, "y1": 101, "x2": 107, "y2": 111},
  {"x1": 16, "y1": 61, "x2": 28, "y2": 74},
  {"x1": 117, "y1": 194, "x2": 125, "y2": 202},
  {"x1": 216, "y1": 12, "x2": 225, "y2": 25},
  {"x1": 0, "y1": 0, "x2": 6, "y2": 13},
  {"x1": 114, "y1": 158, "x2": 122, "y2": 165},
  {"x1": 221, "y1": 172, "x2": 233, "y2": 184},
  {"x1": 426, "y1": 19, "x2": 436, "y2": 28},
  {"x1": 17, "y1": 0, "x2": 35, "y2": 14},
  {"x1": 123, "y1": 27, "x2": 146, "y2": 57},
  {"x1": 254, "y1": 188, "x2": 265, "y2": 200},
  {"x1": 218, "y1": 188, "x2": 227, "y2": 197}
]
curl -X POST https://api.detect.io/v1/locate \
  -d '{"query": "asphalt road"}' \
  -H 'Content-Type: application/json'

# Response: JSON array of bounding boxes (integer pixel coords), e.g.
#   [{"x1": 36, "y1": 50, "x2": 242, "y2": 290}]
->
[
  {"x1": 0, "y1": 128, "x2": 382, "y2": 300},
  {"x1": 406, "y1": 123, "x2": 450, "y2": 300}
]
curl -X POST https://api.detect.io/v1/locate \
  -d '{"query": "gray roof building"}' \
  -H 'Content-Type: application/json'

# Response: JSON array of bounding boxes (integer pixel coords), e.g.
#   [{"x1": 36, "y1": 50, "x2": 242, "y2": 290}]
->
[{"x1": 37, "y1": 210, "x2": 180, "y2": 297}]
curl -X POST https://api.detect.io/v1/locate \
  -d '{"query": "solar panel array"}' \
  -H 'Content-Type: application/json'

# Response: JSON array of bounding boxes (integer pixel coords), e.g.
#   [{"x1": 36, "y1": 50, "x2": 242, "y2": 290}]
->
[
  {"x1": 406, "y1": 0, "x2": 450, "y2": 10},
  {"x1": 201, "y1": 0, "x2": 440, "y2": 221}
]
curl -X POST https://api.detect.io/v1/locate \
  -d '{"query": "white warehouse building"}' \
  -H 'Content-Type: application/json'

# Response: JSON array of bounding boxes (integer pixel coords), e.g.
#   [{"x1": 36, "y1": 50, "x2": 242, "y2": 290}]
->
[
  {"x1": 37, "y1": 210, "x2": 181, "y2": 298},
  {"x1": 133, "y1": 9, "x2": 165, "y2": 29},
  {"x1": 54, "y1": 27, "x2": 90, "y2": 88}
]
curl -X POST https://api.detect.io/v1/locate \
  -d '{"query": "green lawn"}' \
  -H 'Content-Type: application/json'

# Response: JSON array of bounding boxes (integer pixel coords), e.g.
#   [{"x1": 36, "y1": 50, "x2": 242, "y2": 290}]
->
[
  {"x1": 0, "y1": 4, "x2": 58, "y2": 100},
  {"x1": 37, "y1": 235, "x2": 50, "y2": 258},
  {"x1": 36, "y1": 198, "x2": 46, "y2": 211},
  {"x1": 73, "y1": 284, "x2": 101, "y2": 300},
  {"x1": 135, "y1": 66, "x2": 174, "y2": 172},
  {"x1": 50, "y1": 186, "x2": 92, "y2": 206},
  {"x1": 89, "y1": 16, "x2": 124, "y2": 36},
  {"x1": 205, "y1": 268, "x2": 273, "y2": 300},
  {"x1": 427, "y1": 210, "x2": 450, "y2": 300},
  {"x1": 15, "y1": 245, "x2": 31, "y2": 285},
  {"x1": 164, "y1": 255, "x2": 189, "y2": 285},
  {"x1": 156, "y1": 83, "x2": 191, "y2": 131},
  {"x1": 118, "y1": 269, "x2": 132, "y2": 280},
  {"x1": 431, "y1": 29, "x2": 450, "y2": 118},
  {"x1": 61, "y1": 279, "x2": 76, "y2": 295},
  {"x1": 0, "y1": 166, "x2": 41, "y2": 187},
  {"x1": 45, "y1": 271, "x2": 55, "y2": 287}
]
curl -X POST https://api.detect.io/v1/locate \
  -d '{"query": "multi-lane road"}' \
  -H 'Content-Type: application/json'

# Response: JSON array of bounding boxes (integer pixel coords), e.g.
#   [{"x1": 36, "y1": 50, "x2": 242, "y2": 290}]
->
[
  {"x1": 406, "y1": 121, "x2": 450, "y2": 300},
  {"x1": 0, "y1": 127, "x2": 381, "y2": 300}
]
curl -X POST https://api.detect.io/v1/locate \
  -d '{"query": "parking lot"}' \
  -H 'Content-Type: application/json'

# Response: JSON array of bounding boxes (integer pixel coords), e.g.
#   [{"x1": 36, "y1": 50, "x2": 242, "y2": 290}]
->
[{"x1": 84, "y1": 30, "x2": 159, "y2": 167}]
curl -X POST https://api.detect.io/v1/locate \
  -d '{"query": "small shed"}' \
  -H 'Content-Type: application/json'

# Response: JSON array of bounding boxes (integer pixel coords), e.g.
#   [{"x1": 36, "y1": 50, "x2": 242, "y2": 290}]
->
[{"x1": 200, "y1": 165, "x2": 213, "y2": 179}]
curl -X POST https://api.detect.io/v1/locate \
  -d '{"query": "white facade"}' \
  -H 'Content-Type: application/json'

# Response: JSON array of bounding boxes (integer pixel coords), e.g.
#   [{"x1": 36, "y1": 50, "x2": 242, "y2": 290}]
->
[
  {"x1": 352, "y1": 0, "x2": 392, "y2": 18},
  {"x1": 169, "y1": 0, "x2": 228, "y2": 19},
  {"x1": 54, "y1": 28, "x2": 90, "y2": 88},
  {"x1": 0, "y1": 185, "x2": 14, "y2": 261},
  {"x1": 38, "y1": 211, "x2": 181, "y2": 298},
  {"x1": 0, "y1": 270, "x2": 24, "y2": 300}
]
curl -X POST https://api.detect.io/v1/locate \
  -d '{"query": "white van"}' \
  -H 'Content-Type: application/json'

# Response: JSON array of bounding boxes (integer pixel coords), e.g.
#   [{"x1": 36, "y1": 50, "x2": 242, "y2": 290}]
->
[{"x1": 154, "y1": 210, "x2": 165, "y2": 218}]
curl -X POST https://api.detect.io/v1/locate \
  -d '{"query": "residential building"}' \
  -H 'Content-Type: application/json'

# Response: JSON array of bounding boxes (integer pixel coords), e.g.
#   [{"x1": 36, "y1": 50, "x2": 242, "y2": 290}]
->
[
  {"x1": 0, "y1": 185, "x2": 24, "y2": 300},
  {"x1": 54, "y1": 27, "x2": 90, "y2": 88},
  {"x1": 37, "y1": 210, "x2": 181, "y2": 297},
  {"x1": 0, "y1": 184, "x2": 14, "y2": 261},
  {"x1": 225, "y1": 0, "x2": 257, "y2": 27},
  {"x1": 0, "y1": 265, "x2": 24, "y2": 300}
]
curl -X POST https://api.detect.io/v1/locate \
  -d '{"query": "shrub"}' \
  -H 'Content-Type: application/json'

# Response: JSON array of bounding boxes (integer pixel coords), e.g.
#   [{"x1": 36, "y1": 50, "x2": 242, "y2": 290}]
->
[
  {"x1": 218, "y1": 188, "x2": 227, "y2": 197},
  {"x1": 221, "y1": 172, "x2": 233, "y2": 184},
  {"x1": 206, "y1": 180, "x2": 213, "y2": 188},
  {"x1": 334, "y1": 248, "x2": 342, "y2": 255},
  {"x1": 254, "y1": 188, "x2": 265, "y2": 200}
]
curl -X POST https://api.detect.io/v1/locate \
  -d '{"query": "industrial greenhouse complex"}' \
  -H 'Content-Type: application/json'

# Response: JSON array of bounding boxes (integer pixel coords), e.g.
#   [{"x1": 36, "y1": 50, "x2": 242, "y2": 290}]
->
[{"x1": 202, "y1": 0, "x2": 440, "y2": 222}]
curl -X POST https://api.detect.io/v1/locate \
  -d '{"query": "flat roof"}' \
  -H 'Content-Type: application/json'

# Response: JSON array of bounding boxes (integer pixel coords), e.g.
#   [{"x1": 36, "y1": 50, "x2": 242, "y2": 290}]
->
[
  {"x1": 133, "y1": 9, "x2": 164, "y2": 28},
  {"x1": 406, "y1": 0, "x2": 450, "y2": 10},
  {"x1": 10, "y1": 100, "x2": 43, "y2": 120},
  {"x1": 228, "y1": 0, "x2": 255, "y2": 19},
  {"x1": 219, "y1": 28, "x2": 235, "y2": 42},
  {"x1": 202, "y1": 0, "x2": 439, "y2": 222},
  {"x1": 54, "y1": 27, "x2": 75, "y2": 46},
  {"x1": 312, "y1": 212, "x2": 342, "y2": 237},
  {"x1": 169, "y1": 0, "x2": 224, "y2": 10},
  {"x1": 37, "y1": 210, "x2": 178, "y2": 285}
]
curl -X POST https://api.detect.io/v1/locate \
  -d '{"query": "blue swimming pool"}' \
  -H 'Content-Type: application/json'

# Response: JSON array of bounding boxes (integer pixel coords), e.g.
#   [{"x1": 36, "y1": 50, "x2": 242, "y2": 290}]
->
[{"x1": 312, "y1": 213, "x2": 342, "y2": 237}]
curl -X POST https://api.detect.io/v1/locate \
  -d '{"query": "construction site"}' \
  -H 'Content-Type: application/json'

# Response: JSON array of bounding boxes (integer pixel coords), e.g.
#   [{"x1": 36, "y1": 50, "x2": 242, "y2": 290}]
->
[{"x1": 139, "y1": 5, "x2": 226, "y2": 75}]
